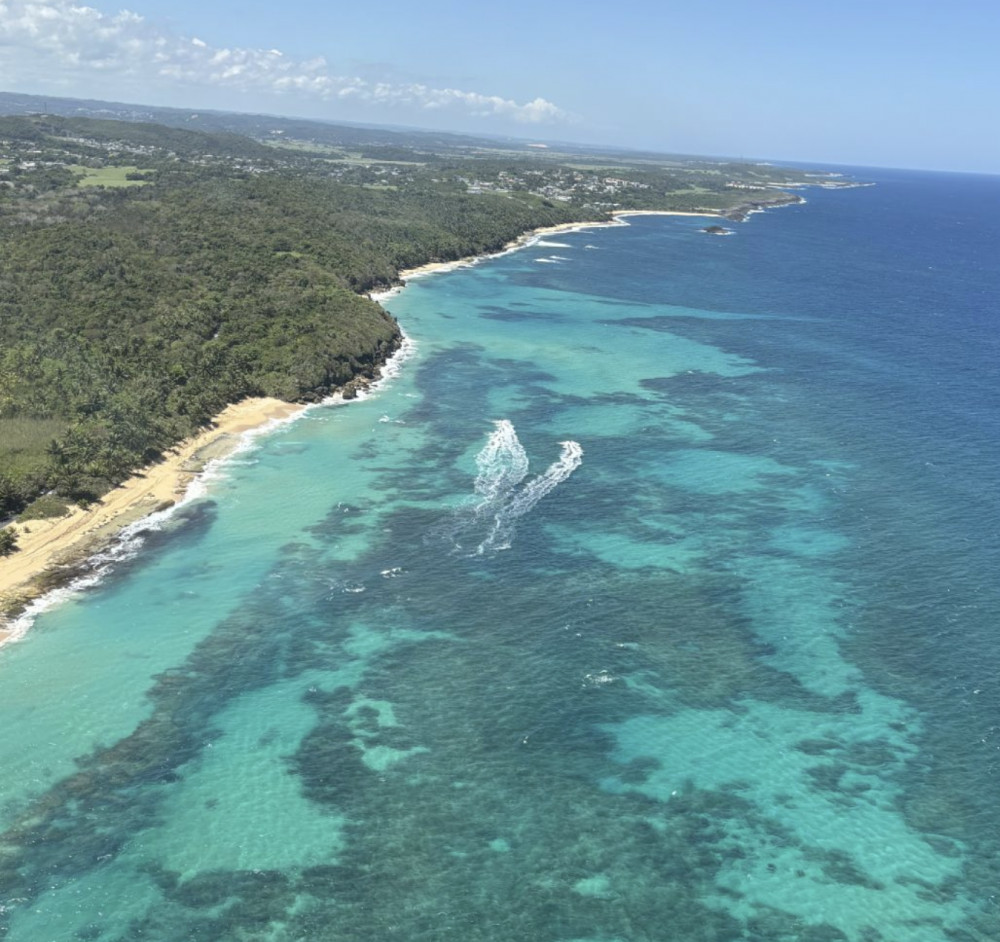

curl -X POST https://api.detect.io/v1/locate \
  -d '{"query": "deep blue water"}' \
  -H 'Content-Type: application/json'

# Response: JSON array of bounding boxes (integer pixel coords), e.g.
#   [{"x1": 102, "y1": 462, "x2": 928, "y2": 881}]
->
[{"x1": 1, "y1": 167, "x2": 998, "y2": 941}]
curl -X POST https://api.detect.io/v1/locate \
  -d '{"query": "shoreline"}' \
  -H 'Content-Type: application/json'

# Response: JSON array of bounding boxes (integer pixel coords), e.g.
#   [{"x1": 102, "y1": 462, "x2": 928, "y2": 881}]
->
[
  {"x1": 373, "y1": 210, "x2": 720, "y2": 291},
  {"x1": 375, "y1": 199, "x2": 802, "y2": 291},
  {"x1": 0, "y1": 397, "x2": 305, "y2": 644},
  {"x1": 0, "y1": 326, "x2": 411, "y2": 647},
  {"x1": 0, "y1": 195, "x2": 796, "y2": 646}
]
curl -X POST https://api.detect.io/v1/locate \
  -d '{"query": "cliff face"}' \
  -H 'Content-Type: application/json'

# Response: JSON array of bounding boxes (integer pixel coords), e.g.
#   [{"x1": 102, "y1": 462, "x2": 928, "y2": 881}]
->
[
  {"x1": 724, "y1": 192, "x2": 805, "y2": 222},
  {"x1": 324, "y1": 324, "x2": 403, "y2": 402}
]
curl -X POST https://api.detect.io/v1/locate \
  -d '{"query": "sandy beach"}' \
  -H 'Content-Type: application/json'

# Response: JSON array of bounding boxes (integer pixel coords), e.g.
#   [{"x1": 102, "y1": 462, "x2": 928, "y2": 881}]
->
[
  {"x1": 383, "y1": 210, "x2": 720, "y2": 287},
  {"x1": 0, "y1": 397, "x2": 304, "y2": 641},
  {"x1": 614, "y1": 209, "x2": 717, "y2": 219},
  {"x1": 386, "y1": 221, "x2": 606, "y2": 283}
]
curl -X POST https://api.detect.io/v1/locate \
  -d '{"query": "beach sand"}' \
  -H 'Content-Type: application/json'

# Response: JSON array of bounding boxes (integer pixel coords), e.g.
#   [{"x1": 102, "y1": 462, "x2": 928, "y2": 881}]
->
[
  {"x1": 614, "y1": 210, "x2": 717, "y2": 218},
  {"x1": 381, "y1": 211, "x2": 719, "y2": 287},
  {"x1": 0, "y1": 397, "x2": 304, "y2": 642}
]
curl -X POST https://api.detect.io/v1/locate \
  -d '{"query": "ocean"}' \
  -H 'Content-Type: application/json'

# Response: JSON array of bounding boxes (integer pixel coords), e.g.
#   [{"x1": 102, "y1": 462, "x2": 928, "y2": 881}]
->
[{"x1": 1, "y1": 166, "x2": 998, "y2": 941}]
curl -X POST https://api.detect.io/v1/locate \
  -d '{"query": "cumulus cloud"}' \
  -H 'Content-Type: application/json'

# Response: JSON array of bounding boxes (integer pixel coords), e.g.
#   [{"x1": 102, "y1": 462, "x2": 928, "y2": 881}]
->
[{"x1": 0, "y1": 1, "x2": 568, "y2": 124}]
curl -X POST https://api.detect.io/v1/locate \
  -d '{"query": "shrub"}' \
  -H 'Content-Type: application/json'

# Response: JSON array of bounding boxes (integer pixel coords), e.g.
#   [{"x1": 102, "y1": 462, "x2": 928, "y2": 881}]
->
[{"x1": 0, "y1": 527, "x2": 18, "y2": 556}]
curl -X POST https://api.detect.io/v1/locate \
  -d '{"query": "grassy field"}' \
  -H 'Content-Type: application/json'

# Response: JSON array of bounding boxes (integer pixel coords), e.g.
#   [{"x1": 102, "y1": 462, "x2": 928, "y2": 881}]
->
[
  {"x1": 265, "y1": 140, "x2": 425, "y2": 165},
  {"x1": 17, "y1": 493, "x2": 74, "y2": 521},
  {"x1": 70, "y1": 166, "x2": 154, "y2": 188},
  {"x1": 0, "y1": 417, "x2": 68, "y2": 478},
  {"x1": 265, "y1": 138, "x2": 340, "y2": 153}
]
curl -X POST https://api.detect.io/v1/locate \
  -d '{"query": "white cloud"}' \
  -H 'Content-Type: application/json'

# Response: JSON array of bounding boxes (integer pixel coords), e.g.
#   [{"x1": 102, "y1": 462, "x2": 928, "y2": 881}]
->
[{"x1": 0, "y1": 1, "x2": 568, "y2": 124}]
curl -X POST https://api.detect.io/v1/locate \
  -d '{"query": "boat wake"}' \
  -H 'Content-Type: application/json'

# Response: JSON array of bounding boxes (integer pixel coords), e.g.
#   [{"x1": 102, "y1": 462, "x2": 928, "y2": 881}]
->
[{"x1": 444, "y1": 420, "x2": 582, "y2": 554}]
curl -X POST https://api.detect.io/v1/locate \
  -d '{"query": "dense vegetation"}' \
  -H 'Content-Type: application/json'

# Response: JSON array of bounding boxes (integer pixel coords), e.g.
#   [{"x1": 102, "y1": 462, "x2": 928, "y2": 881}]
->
[{"x1": 0, "y1": 117, "x2": 591, "y2": 517}]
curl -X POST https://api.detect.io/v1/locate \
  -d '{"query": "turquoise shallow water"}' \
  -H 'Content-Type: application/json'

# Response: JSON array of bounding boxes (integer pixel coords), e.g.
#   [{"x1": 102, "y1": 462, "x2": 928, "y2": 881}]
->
[{"x1": 2, "y1": 168, "x2": 1000, "y2": 941}]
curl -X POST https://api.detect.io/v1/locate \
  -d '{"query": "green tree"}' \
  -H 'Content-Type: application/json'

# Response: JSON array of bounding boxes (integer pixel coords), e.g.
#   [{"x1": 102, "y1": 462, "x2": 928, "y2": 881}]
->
[{"x1": 0, "y1": 527, "x2": 18, "y2": 556}]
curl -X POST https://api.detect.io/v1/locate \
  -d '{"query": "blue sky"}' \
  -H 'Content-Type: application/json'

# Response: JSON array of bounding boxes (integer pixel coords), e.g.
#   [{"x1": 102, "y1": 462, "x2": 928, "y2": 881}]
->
[{"x1": 1, "y1": 0, "x2": 996, "y2": 172}]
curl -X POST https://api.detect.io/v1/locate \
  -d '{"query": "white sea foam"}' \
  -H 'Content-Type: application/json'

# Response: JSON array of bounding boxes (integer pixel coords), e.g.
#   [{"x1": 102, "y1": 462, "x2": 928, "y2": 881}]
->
[
  {"x1": 400, "y1": 226, "x2": 598, "y2": 279},
  {"x1": 2, "y1": 574, "x2": 103, "y2": 645},
  {"x1": 474, "y1": 420, "x2": 530, "y2": 505},
  {"x1": 372, "y1": 331, "x2": 417, "y2": 386},
  {"x1": 369, "y1": 285, "x2": 404, "y2": 302},
  {"x1": 506, "y1": 440, "x2": 583, "y2": 519},
  {"x1": 321, "y1": 331, "x2": 417, "y2": 408},
  {"x1": 1, "y1": 498, "x2": 188, "y2": 644},
  {"x1": 373, "y1": 224, "x2": 617, "y2": 296},
  {"x1": 479, "y1": 439, "x2": 582, "y2": 553},
  {"x1": 444, "y1": 420, "x2": 581, "y2": 555}
]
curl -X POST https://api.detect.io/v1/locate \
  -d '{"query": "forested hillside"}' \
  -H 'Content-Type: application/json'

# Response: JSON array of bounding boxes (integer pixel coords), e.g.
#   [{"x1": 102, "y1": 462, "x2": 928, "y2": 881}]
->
[{"x1": 0, "y1": 116, "x2": 592, "y2": 521}]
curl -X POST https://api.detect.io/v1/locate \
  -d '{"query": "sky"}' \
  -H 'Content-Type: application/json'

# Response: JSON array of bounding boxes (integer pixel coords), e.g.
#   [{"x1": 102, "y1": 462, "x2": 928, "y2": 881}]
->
[{"x1": 0, "y1": 0, "x2": 997, "y2": 173}]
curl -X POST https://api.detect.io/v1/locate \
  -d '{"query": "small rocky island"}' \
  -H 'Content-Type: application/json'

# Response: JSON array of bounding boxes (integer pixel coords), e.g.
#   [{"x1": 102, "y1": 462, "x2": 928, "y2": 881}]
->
[{"x1": 701, "y1": 224, "x2": 735, "y2": 236}]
